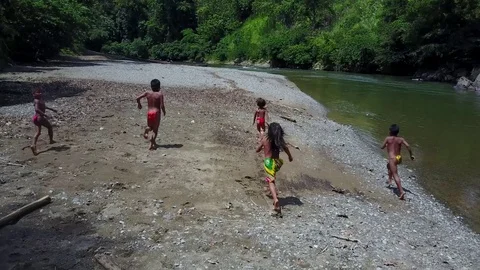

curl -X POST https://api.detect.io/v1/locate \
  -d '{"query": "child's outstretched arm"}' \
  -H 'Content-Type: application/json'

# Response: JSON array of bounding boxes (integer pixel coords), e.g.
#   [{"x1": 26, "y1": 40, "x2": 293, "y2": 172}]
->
[
  {"x1": 284, "y1": 145, "x2": 293, "y2": 162},
  {"x1": 46, "y1": 106, "x2": 57, "y2": 113},
  {"x1": 161, "y1": 95, "x2": 166, "y2": 116},
  {"x1": 256, "y1": 141, "x2": 263, "y2": 153},
  {"x1": 253, "y1": 110, "x2": 257, "y2": 125},
  {"x1": 402, "y1": 139, "x2": 415, "y2": 160},
  {"x1": 136, "y1": 92, "x2": 147, "y2": 109},
  {"x1": 381, "y1": 138, "x2": 388, "y2": 149}
]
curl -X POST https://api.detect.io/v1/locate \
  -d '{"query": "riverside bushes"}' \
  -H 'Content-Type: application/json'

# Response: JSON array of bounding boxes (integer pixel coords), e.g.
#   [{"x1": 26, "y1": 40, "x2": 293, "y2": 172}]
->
[{"x1": 1, "y1": 0, "x2": 478, "y2": 78}]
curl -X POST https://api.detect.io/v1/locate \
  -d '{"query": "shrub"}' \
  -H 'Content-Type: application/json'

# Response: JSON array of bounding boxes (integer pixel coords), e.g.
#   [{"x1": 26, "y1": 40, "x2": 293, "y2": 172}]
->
[{"x1": 101, "y1": 39, "x2": 149, "y2": 59}]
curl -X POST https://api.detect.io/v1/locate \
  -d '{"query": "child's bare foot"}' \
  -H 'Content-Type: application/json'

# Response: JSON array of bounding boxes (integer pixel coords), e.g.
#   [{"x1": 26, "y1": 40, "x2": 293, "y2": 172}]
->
[
  {"x1": 30, "y1": 146, "x2": 38, "y2": 156},
  {"x1": 273, "y1": 200, "x2": 281, "y2": 212},
  {"x1": 399, "y1": 192, "x2": 406, "y2": 200},
  {"x1": 49, "y1": 140, "x2": 56, "y2": 144},
  {"x1": 271, "y1": 201, "x2": 282, "y2": 217}
]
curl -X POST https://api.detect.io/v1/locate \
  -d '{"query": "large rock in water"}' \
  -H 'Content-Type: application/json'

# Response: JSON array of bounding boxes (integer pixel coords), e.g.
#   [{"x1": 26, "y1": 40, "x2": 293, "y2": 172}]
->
[
  {"x1": 455, "y1": 76, "x2": 473, "y2": 90},
  {"x1": 473, "y1": 73, "x2": 480, "y2": 90}
]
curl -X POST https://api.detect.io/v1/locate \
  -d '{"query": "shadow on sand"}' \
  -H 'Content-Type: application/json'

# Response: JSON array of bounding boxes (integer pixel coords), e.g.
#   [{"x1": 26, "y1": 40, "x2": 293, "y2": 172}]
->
[
  {"x1": 387, "y1": 185, "x2": 415, "y2": 197},
  {"x1": 36, "y1": 145, "x2": 71, "y2": 155},
  {"x1": 0, "y1": 80, "x2": 90, "y2": 107},
  {"x1": 156, "y1": 144, "x2": 183, "y2": 149},
  {"x1": 279, "y1": 196, "x2": 304, "y2": 207},
  {"x1": 0, "y1": 201, "x2": 115, "y2": 269}
]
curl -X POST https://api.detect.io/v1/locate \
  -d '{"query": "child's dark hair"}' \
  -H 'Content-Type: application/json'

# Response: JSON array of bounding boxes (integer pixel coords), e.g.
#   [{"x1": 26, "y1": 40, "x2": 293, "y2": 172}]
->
[
  {"x1": 151, "y1": 79, "x2": 161, "y2": 92},
  {"x1": 32, "y1": 88, "x2": 42, "y2": 96},
  {"x1": 389, "y1": 124, "x2": 400, "y2": 136},
  {"x1": 267, "y1": 122, "x2": 286, "y2": 152},
  {"x1": 256, "y1": 98, "x2": 266, "y2": 109}
]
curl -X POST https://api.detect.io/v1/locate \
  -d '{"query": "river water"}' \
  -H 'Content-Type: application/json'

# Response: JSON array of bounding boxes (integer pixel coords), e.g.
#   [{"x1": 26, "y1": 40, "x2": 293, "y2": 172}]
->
[{"x1": 272, "y1": 69, "x2": 480, "y2": 232}]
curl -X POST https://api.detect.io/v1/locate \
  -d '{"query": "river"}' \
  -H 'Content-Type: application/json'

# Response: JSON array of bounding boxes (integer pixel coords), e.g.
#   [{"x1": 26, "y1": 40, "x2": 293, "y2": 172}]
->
[{"x1": 272, "y1": 69, "x2": 480, "y2": 233}]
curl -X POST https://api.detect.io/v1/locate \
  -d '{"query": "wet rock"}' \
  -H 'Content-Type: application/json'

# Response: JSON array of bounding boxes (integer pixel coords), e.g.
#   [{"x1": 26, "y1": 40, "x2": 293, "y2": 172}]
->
[
  {"x1": 455, "y1": 76, "x2": 473, "y2": 90},
  {"x1": 473, "y1": 73, "x2": 480, "y2": 89}
]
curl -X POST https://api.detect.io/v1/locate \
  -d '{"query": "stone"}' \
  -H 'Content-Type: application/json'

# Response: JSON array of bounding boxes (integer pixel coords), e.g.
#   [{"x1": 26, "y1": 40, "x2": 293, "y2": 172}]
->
[
  {"x1": 469, "y1": 67, "x2": 480, "y2": 82},
  {"x1": 472, "y1": 73, "x2": 480, "y2": 89},
  {"x1": 455, "y1": 76, "x2": 472, "y2": 90}
]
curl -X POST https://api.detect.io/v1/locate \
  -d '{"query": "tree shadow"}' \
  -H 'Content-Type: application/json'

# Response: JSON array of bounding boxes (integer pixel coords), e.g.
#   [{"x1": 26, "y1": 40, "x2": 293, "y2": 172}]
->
[
  {"x1": 0, "y1": 202, "x2": 115, "y2": 270},
  {"x1": 1, "y1": 50, "x2": 173, "y2": 74},
  {"x1": 279, "y1": 196, "x2": 304, "y2": 207},
  {"x1": 36, "y1": 145, "x2": 71, "y2": 155},
  {"x1": 156, "y1": 144, "x2": 183, "y2": 149},
  {"x1": 0, "y1": 80, "x2": 90, "y2": 107},
  {"x1": 2, "y1": 58, "x2": 101, "y2": 74}
]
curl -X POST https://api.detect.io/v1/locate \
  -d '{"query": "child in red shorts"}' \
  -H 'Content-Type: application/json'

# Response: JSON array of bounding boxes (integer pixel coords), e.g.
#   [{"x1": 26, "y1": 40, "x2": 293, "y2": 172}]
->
[
  {"x1": 136, "y1": 79, "x2": 166, "y2": 150},
  {"x1": 253, "y1": 98, "x2": 268, "y2": 134}
]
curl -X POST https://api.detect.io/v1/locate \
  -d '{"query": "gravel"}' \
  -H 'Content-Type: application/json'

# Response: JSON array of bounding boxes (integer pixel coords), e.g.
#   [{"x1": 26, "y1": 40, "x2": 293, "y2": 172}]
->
[{"x1": 1, "y1": 60, "x2": 478, "y2": 269}]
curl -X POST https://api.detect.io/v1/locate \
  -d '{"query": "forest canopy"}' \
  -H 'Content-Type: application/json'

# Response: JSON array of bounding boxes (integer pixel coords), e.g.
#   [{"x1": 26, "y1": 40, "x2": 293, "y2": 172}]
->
[{"x1": 1, "y1": 0, "x2": 479, "y2": 78}]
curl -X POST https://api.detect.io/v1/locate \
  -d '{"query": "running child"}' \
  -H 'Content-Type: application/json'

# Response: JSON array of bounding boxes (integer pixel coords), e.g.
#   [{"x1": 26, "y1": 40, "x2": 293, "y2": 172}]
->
[
  {"x1": 136, "y1": 79, "x2": 166, "y2": 150},
  {"x1": 381, "y1": 124, "x2": 414, "y2": 200},
  {"x1": 256, "y1": 122, "x2": 293, "y2": 215},
  {"x1": 253, "y1": 98, "x2": 268, "y2": 134},
  {"x1": 31, "y1": 88, "x2": 57, "y2": 156}
]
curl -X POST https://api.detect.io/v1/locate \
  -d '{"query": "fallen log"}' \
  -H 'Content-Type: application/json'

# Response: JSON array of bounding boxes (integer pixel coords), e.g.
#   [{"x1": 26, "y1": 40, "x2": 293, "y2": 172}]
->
[
  {"x1": 0, "y1": 196, "x2": 51, "y2": 228},
  {"x1": 280, "y1": 116, "x2": 297, "y2": 123},
  {"x1": 94, "y1": 254, "x2": 123, "y2": 270}
]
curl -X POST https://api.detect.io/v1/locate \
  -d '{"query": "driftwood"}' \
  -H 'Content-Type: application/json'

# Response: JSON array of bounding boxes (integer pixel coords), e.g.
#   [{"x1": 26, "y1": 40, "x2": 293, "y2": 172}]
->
[
  {"x1": 280, "y1": 116, "x2": 297, "y2": 123},
  {"x1": 331, "y1": 187, "x2": 346, "y2": 194},
  {"x1": 331, "y1": 235, "x2": 359, "y2": 243},
  {"x1": 0, "y1": 162, "x2": 24, "y2": 167},
  {"x1": 0, "y1": 196, "x2": 51, "y2": 228},
  {"x1": 94, "y1": 254, "x2": 123, "y2": 270}
]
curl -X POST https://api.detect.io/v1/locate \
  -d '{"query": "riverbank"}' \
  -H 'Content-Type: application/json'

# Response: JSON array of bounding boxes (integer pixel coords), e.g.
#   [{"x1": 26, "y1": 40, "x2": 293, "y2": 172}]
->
[{"x1": 0, "y1": 58, "x2": 479, "y2": 269}]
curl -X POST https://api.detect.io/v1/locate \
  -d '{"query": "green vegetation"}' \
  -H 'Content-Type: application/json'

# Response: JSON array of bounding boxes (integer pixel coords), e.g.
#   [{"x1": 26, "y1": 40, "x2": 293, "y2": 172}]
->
[{"x1": 1, "y1": 0, "x2": 479, "y2": 78}]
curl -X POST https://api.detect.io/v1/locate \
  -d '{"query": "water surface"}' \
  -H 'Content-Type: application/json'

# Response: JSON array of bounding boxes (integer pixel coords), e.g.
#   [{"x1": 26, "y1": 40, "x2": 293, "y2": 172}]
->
[{"x1": 277, "y1": 70, "x2": 480, "y2": 232}]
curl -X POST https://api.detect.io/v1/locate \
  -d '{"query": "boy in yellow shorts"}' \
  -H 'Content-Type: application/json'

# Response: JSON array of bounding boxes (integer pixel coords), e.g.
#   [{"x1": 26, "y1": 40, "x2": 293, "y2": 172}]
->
[
  {"x1": 256, "y1": 123, "x2": 293, "y2": 214},
  {"x1": 381, "y1": 124, "x2": 415, "y2": 200}
]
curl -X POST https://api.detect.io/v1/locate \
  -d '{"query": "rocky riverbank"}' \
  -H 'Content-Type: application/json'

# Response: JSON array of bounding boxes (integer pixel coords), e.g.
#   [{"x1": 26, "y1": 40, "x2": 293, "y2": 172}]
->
[{"x1": 0, "y1": 57, "x2": 479, "y2": 269}]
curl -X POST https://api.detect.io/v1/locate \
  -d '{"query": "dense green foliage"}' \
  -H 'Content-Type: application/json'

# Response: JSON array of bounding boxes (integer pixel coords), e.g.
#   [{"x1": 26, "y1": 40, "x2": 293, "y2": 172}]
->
[{"x1": 1, "y1": 0, "x2": 479, "y2": 77}]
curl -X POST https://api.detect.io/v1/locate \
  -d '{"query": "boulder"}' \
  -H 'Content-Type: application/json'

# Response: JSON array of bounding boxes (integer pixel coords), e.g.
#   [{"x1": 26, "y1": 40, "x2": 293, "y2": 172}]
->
[
  {"x1": 455, "y1": 76, "x2": 473, "y2": 90},
  {"x1": 469, "y1": 67, "x2": 480, "y2": 81},
  {"x1": 472, "y1": 73, "x2": 480, "y2": 89}
]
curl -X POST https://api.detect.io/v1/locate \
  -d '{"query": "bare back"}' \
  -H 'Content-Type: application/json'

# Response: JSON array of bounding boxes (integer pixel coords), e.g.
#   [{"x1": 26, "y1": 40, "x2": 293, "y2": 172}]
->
[
  {"x1": 261, "y1": 136, "x2": 280, "y2": 159},
  {"x1": 256, "y1": 108, "x2": 266, "y2": 119},
  {"x1": 384, "y1": 136, "x2": 404, "y2": 158},
  {"x1": 146, "y1": 91, "x2": 164, "y2": 111}
]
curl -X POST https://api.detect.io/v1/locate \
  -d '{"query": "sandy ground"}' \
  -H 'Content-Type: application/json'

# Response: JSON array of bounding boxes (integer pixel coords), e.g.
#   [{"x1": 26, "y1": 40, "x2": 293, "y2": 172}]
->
[{"x1": 0, "y1": 57, "x2": 479, "y2": 269}]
